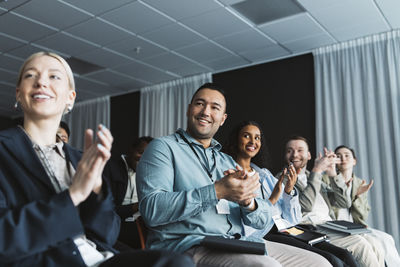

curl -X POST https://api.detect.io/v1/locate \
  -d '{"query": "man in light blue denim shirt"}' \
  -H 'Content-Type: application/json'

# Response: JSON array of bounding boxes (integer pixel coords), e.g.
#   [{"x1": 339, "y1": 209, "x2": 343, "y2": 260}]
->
[{"x1": 136, "y1": 83, "x2": 281, "y2": 266}]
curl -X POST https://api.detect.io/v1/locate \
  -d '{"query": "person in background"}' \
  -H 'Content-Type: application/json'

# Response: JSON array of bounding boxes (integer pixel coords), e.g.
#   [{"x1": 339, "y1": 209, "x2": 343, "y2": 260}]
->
[
  {"x1": 57, "y1": 120, "x2": 70, "y2": 143},
  {"x1": 0, "y1": 51, "x2": 193, "y2": 267},
  {"x1": 323, "y1": 145, "x2": 400, "y2": 267},
  {"x1": 105, "y1": 136, "x2": 153, "y2": 248},
  {"x1": 136, "y1": 83, "x2": 332, "y2": 267},
  {"x1": 280, "y1": 136, "x2": 384, "y2": 267},
  {"x1": 224, "y1": 120, "x2": 355, "y2": 267}
]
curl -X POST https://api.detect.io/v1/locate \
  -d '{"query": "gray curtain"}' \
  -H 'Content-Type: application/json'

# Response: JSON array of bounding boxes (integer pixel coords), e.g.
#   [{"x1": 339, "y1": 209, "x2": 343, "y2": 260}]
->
[
  {"x1": 139, "y1": 73, "x2": 212, "y2": 138},
  {"x1": 63, "y1": 96, "x2": 110, "y2": 150},
  {"x1": 313, "y1": 30, "x2": 400, "y2": 248}
]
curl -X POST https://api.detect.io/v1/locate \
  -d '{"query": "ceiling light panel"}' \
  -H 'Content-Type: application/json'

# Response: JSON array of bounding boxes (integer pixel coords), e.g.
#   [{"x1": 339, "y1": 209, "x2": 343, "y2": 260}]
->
[
  {"x1": 65, "y1": 57, "x2": 104, "y2": 75},
  {"x1": 232, "y1": 0, "x2": 305, "y2": 25}
]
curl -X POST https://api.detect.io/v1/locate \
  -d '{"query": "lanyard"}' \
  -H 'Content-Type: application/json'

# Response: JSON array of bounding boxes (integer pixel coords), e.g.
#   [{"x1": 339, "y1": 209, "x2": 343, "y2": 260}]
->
[{"x1": 177, "y1": 131, "x2": 216, "y2": 182}]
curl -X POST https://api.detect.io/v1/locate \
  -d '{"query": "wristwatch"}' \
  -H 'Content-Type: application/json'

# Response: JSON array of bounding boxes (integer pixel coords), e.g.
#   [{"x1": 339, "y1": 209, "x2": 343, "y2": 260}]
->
[
  {"x1": 243, "y1": 198, "x2": 255, "y2": 210},
  {"x1": 287, "y1": 189, "x2": 296, "y2": 196}
]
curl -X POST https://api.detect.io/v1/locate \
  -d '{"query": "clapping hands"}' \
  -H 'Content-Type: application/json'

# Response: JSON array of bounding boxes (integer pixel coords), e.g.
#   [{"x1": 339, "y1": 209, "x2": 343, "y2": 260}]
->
[
  {"x1": 269, "y1": 164, "x2": 298, "y2": 204},
  {"x1": 69, "y1": 124, "x2": 113, "y2": 206},
  {"x1": 215, "y1": 166, "x2": 260, "y2": 210},
  {"x1": 312, "y1": 147, "x2": 340, "y2": 175}
]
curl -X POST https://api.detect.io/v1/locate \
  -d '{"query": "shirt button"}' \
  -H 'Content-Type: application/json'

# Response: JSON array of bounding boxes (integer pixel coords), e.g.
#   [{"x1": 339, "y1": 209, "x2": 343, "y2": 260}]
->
[{"x1": 72, "y1": 251, "x2": 77, "y2": 255}]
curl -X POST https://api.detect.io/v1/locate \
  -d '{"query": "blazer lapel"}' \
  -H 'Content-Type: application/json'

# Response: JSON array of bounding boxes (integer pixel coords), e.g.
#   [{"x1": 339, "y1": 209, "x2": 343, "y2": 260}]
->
[
  {"x1": 351, "y1": 175, "x2": 358, "y2": 201},
  {"x1": 2, "y1": 127, "x2": 56, "y2": 192},
  {"x1": 62, "y1": 143, "x2": 81, "y2": 170}
]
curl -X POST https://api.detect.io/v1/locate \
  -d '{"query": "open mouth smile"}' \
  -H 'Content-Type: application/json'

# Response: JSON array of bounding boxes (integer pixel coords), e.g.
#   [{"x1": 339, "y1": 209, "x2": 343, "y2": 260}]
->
[
  {"x1": 32, "y1": 92, "x2": 53, "y2": 100},
  {"x1": 246, "y1": 145, "x2": 256, "y2": 152},
  {"x1": 197, "y1": 117, "x2": 211, "y2": 125}
]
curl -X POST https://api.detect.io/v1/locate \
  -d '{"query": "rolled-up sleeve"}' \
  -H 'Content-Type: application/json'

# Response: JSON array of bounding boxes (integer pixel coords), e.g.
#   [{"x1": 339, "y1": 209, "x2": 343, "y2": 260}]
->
[{"x1": 241, "y1": 198, "x2": 274, "y2": 230}]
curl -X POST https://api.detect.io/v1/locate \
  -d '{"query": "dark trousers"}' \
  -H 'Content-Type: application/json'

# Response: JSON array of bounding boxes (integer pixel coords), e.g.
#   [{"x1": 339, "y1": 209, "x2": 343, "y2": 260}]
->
[
  {"x1": 265, "y1": 232, "x2": 359, "y2": 267},
  {"x1": 100, "y1": 250, "x2": 195, "y2": 267}
]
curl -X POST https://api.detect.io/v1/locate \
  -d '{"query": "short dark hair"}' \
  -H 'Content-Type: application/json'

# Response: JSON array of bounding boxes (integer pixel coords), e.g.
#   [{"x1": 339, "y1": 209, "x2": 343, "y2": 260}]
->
[
  {"x1": 190, "y1": 82, "x2": 227, "y2": 109},
  {"x1": 59, "y1": 121, "x2": 70, "y2": 137},
  {"x1": 223, "y1": 120, "x2": 271, "y2": 168},
  {"x1": 131, "y1": 136, "x2": 153, "y2": 150},
  {"x1": 285, "y1": 135, "x2": 310, "y2": 150},
  {"x1": 335, "y1": 145, "x2": 357, "y2": 159}
]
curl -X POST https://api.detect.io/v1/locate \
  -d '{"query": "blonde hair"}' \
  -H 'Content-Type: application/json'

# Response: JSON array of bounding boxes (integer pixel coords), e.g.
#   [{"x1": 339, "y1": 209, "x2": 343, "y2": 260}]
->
[{"x1": 17, "y1": 51, "x2": 75, "y2": 91}]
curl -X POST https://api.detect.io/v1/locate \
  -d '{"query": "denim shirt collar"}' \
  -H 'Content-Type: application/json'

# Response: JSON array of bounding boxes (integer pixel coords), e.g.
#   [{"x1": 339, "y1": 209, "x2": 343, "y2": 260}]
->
[{"x1": 175, "y1": 128, "x2": 222, "y2": 151}]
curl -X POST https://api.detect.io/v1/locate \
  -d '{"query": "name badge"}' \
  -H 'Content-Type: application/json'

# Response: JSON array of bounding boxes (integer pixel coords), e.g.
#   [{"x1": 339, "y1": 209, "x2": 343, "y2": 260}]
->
[
  {"x1": 216, "y1": 199, "x2": 230, "y2": 214},
  {"x1": 272, "y1": 215, "x2": 289, "y2": 231}
]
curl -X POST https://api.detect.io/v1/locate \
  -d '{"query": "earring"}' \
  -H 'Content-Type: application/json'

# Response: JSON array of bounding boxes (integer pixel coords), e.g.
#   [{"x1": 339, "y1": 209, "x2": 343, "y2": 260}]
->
[
  {"x1": 64, "y1": 104, "x2": 73, "y2": 114},
  {"x1": 14, "y1": 101, "x2": 19, "y2": 110}
]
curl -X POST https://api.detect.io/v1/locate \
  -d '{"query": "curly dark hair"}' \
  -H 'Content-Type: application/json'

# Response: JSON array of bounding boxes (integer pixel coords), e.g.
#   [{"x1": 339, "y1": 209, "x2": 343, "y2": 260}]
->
[{"x1": 223, "y1": 120, "x2": 270, "y2": 168}]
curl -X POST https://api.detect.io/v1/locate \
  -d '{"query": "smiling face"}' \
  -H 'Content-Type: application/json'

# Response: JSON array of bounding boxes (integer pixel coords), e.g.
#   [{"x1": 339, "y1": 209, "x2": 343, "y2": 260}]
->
[
  {"x1": 336, "y1": 147, "x2": 356, "y2": 172},
  {"x1": 285, "y1": 139, "x2": 311, "y2": 170},
  {"x1": 186, "y1": 88, "x2": 227, "y2": 147},
  {"x1": 16, "y1": 54, "x2": 76, "y2": 121},
  {"x1": 237, "y1": 124, "x2": 261, "y2": 160}
]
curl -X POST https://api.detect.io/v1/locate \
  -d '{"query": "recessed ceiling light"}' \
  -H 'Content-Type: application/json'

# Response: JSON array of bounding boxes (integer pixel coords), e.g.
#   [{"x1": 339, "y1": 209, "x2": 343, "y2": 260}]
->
[
  {"x1": 232, "y1": 0, "x2": 305, "y2": 25},
  {"x1": 65, "y1": 57, "x2": 104, "y2": 75}
]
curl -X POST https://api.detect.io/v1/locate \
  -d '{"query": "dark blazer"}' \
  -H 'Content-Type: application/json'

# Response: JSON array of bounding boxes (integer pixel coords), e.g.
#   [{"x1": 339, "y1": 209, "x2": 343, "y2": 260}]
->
[
  {"x1": 0, "y1": 127, "x2": 120, "y2": 266},
  {"x1": 104, "y1": 157, "x2": 136, "y2": 220},
  {"x1": 104, "y1": 157, "x2": 142, "y2": 249}
]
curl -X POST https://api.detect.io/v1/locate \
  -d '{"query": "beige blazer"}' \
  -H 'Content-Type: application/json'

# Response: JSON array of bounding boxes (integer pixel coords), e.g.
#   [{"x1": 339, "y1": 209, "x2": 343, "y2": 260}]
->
[{"x1": 324, "y1": 174, "x2": 370, "y2": 226}]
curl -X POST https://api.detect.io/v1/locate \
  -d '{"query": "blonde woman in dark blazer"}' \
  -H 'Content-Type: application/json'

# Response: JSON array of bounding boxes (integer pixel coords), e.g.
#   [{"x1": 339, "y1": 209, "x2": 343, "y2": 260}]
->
[{"x1": 0, "y1": 52, "x2": 193, "y2": 267}]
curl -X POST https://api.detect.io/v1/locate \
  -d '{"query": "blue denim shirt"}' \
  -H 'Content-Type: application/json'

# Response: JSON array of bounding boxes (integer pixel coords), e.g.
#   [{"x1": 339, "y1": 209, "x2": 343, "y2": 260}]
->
[
  {"x1": 136, "y1": 129, "x2": 274, "y2": 253},
  {"x1": 245, "y1": 164, "x2": 302, "y2": 239}
]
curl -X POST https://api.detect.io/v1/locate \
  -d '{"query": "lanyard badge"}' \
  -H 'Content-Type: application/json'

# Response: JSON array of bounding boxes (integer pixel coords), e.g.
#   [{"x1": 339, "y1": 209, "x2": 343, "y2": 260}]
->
[{"x1": 177, "y1": 131, "x2": 216, "y2": 182}]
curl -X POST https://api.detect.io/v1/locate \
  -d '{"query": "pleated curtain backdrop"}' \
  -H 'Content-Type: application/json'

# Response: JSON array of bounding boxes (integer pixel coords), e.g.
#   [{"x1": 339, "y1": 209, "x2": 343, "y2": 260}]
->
[
  {"x1": 63, "y1": 95, "x2": 110, "y2": 150},
  {"x1": 313, "y1": 30, "x2": 400, "y2": 247},
  {"x1": 139, "y1": 73, "x2": 212, "y2": 138}
]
